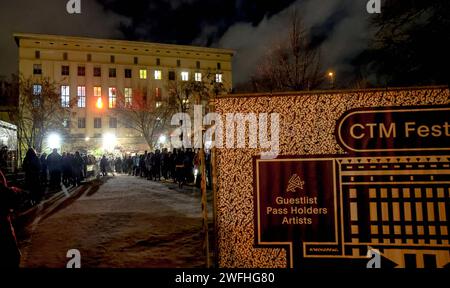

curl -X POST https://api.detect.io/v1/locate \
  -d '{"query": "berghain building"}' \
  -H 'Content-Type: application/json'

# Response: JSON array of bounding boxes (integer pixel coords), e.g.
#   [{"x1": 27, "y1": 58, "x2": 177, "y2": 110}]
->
[{"x1": 14, "y1": 33, "x2": 233, "y2": 154}]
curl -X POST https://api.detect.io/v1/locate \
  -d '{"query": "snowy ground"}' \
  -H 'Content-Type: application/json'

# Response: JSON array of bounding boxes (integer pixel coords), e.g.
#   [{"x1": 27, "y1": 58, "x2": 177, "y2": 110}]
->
[{"x1": 18, "y1": 175, "x2": 212, "y2": 268}]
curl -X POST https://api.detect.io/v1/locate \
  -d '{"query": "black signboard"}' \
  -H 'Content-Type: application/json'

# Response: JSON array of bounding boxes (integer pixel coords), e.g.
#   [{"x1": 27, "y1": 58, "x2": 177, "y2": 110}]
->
[{"x1": 254, "y1": 105, "x2": 450, "y2": 268}]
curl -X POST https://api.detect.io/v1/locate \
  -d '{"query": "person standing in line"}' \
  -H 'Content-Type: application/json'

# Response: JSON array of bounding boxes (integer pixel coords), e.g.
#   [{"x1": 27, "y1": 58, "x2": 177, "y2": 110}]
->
[
  {"x1": 153, "y1": 150, "x2": 161, "y2": 181},
  {"x1": 22, "y1": 148, "x2": 42, "y2": 205},
  {"x1": 46, "y1": 148, "x2": 62, "y2": 190},
  {"x1": 39, "y1": 152, "x2": 48, "y2": 187},
  {"x1": 100, "y1": 155, "x2": 108, "y2": 176},
  {"x1": 72, "y1": 151, "x2": 84, "y2": 187}
]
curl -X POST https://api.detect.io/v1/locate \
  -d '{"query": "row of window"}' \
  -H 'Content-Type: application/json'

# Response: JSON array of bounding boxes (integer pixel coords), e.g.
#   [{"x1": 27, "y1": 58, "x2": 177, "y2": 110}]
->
[
  {"x1": 32, "y1": 64, "x2": 223, "y2": 82},
  {"x1": 74, "y1": 117, "x2": 125, "y2": 129},
  {"x1": 34, "y1": 50, "x2": 222, "y2": 69},
  {"x1": 32, "y1": 84, "x2": 161, "y2": 108}
]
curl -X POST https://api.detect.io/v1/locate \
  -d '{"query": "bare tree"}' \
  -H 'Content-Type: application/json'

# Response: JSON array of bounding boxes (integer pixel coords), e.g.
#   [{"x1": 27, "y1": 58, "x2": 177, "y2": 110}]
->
[
  {"x1": 167, "y1": 71, "x2": 227, "y2": 113},
  {"x1": 13, "y1": 76, "x2": 71, "y2": 154},
  {"x1": 253, "y1": 10, "x2": 323, "y2": 92},
  {"x1": 113, "y1": 88, "x2": 176, "y2": 150}
]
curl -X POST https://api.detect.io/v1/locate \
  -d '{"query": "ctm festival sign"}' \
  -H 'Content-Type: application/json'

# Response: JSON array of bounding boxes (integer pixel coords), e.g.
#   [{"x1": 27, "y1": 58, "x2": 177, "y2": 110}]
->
[{"x1": 214, "y1": 87, "x2": 449, "y2": 268}]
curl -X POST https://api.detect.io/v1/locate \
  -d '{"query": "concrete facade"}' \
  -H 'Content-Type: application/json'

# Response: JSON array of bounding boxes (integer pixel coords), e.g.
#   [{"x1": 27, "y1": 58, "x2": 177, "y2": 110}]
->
[{"x1": 14, "y1": 33, "x2": 233, "y2": 153}]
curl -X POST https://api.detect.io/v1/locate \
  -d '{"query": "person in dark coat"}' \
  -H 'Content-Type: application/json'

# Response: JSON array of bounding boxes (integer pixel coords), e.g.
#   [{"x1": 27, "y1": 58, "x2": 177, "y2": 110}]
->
[
  {"x1": 175, "y1": 150, "x2": 185, "y2": 188},
  {"x1": 22, "y1": 148, "x2": 42, "y2": 205},
  {"x1": 39, "y1": 152, "x2": 48, "y2": 187},
  {"x1": 46, "y1": 148, "x2": 62, "y2": 189},
  {"x1": 100, "y1": 155, "x2": 108, "y2": 176},
  {"x1": 72, "y1": 151, "x2": 84, "y2": 187},
  {"x1": 153, "y1": 150, "x2": 161, "y2": 181},
  {"x1": 61, "y1": 152, "x2": 73, "y2": 186},
  {"x1": 0, "y1": 169, "x2": 21, "y2": 267},
  {"x1": 115, "y1": 157, "x2": 123, "y2": 174}
]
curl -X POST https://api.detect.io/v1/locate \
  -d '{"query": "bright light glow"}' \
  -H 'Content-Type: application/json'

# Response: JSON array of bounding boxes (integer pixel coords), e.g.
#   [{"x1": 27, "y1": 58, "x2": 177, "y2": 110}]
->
[
  {"x1": 154, "y1": 70, "x2": 162, "y2": 80},
  {"x1": 215, "y1": 73, "x2": 222, "y2": 83},
  {"x1": 85, "y1": 137, "x2": 90, "y2": 142},
  {"x1": 47, "y1": 133, "x2": 61, "y2": 149},
  {"x1": 328, "y1": 72, "x2": 334, "y2": 77},
  {"x1": 194, "y1": 169, "x2": 198, "y2": 177},
  {"x1": 96, "y1": 97, "x2": 103, "y2": 109},
  {"x1": 195, "y1": 72, "x2": 202, "y2": 82},
  {"x1": 139, "y1": 69, "x2": 147, "y2": 79},
  {"x1": 102, "y1": 133, "x2": 117, "y2": 151},
  {"x1": 159, "y1": 135, "x2": 166, "y2": 144},
  {"x1": 181, "y1": 71, "x2": 189, "y2": 81}
]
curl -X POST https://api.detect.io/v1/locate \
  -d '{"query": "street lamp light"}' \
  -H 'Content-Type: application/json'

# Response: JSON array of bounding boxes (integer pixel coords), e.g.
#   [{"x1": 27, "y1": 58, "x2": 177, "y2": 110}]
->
[
  {"x1": 47, "y1": 133, "x2": 61, "y2": 150},
  {"x1": 102, "y1": 133, "x2": 117, "y2": 152},
  {"x1": 328, "y1": 71, "x2": 335, "y2": 89},
  {"x1": 158, "y1": 135, "x2": 166, "y2": 144}
]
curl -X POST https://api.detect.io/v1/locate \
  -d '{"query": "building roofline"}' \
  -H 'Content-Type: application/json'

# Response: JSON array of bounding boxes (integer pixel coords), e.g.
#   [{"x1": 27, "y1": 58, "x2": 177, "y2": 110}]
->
[{"x1": 13, "y1": 32, "x2": 235, "y2": 56}]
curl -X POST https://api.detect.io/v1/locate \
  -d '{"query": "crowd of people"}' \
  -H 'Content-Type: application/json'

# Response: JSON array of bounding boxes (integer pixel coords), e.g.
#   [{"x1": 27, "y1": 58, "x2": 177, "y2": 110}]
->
[
  {"x1": 22, "y1": 148, "x2": 96, "y2": 205},
  {"x1": 100, "y1": 148, "x2": 212, "y2": 189},
  {"x1": 21, "y1": 147, "x2": 212, "y2": 205},
  {"x1": 0, "y1": 146, "x2": 213, "y2": 268}
]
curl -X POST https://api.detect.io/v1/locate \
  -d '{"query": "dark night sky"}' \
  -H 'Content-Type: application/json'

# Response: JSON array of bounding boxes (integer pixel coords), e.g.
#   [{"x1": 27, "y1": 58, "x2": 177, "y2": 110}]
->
[{"x1": 0, "y1": 0, "x2": 374, "y2": 86}]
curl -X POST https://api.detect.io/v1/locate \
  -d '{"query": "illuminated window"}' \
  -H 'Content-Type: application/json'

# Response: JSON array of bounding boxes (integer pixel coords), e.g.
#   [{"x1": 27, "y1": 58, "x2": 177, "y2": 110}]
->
[
  {"x1": 33, "y1": 64, "x2": 42, "y2": 75},
  {"x1": 94, "y1": 86, "x2": 101, "y2": 97},
  {"x1": 154, "y1": 70, "x2": 162, "y2": 80},
  {"x1": 33, "y1": 84, "x2": 42, "y2": 95},
  {"x1": 181, "y1": 71, "x2": 189, "y2": 81},
  {"x1": 156, "y1": 101, "x2": 162, "y2": 108},
  {"x1": 32, "y1": 84, "x2": 42, "y2": 107},
  {"x1": 215, "y1": 73, "x2": 223, "y2": 83},
  {"x1": 124, "y1": 88, "x2": 132, "y2": 107},
  {"x1": 61, "y1": 85, "x2": 70, "y2": 107},
  {"x1": 62, "y1": 118, "x2": 70, "y2": 128},
  {"x1": 155, "y1": 87, "x2": 161, "y2": 100},
  {"x1": 94, "y1": 67, "x2": 101, "y2": 77},
  {"x1": 61, "y1": 65, "x2": 70, "y2": 76},
  {"x1": 195, "y1": 72, "x2": 202, "y2": 82},
  {"x1": 139, "y1": 69, "x2": 147, "y2": 79},
  {"x1": 108, "y1": 87, "x2": 117, "y2": 108},
  {"x1": 77, "y1": 86, "x2": 86, "y2": 108}
]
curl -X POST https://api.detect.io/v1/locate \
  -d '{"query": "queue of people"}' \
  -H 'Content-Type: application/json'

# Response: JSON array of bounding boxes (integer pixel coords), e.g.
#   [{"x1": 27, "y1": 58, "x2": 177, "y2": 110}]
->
[
  {"x1": 22, "y1": 148, "x2": 96, "y2": 205},
  {"x1": 98, "y1": 148, "x2": 212, "y2": 189}
]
